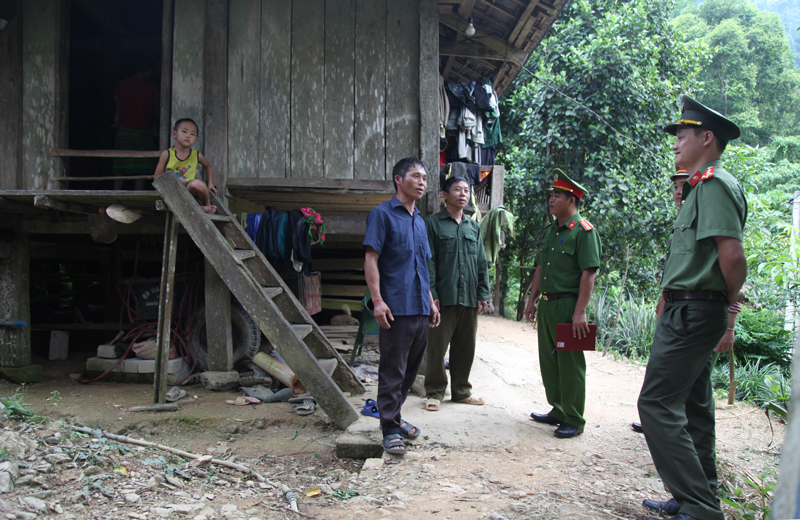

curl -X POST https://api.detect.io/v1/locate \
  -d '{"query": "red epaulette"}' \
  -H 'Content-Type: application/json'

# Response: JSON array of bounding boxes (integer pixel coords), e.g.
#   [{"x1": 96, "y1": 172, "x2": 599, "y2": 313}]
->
[
  {"x1": 568, "y1": 220, "x2": 576, "y2": 230},
  {"x1": 689, "y1": 166, "x2": 715, "y2": 187},
  {"x1": 580, "y1": 219, "x2": 594, "y2": 231}
]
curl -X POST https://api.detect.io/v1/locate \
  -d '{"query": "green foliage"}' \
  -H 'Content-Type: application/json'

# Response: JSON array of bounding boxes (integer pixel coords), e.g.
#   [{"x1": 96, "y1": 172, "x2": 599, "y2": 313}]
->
[
  {"x1": 501, "y1": 0, "x2": 711, "y2": 289},
  {"x1": 675, "y1": 0, "x2": 800, "y2": 144},
  {"x1": 732, "y1": 307, "x2": 794, "y2": 368},
  {"x1": 590, "y1": 287, "x2": 658, "y2": 359},
  {"x1": 720, "y1": 468, "x2": 777, "y2": 520},
  {"x1": 0, "y1": 393, "x2": 34, "y2": 419},
  {"x1": 480, "y1": 206, "x2": 516, "y2": 264},
  {"x1": 754, "y1": 0, "x2": 800, "y2": 67},
  {"x1": 712, "y1": 359, "x2": 791, "y2": 408}
]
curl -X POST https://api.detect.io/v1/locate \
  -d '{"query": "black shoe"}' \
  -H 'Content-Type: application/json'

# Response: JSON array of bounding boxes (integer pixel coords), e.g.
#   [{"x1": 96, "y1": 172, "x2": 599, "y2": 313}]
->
[
  {"x1": 632, "y1": 422, "x2": 643, "y2": 433},
  {"x1": 645, "y1": 514, "x2": 699, "y2": 520},
  {"x1": 554, "y1": 423, "x2": 584, "y2": 438},
  {"x1": 530, "y1": 412, "x2": 560, "y2": 425},
  {"x1": 642, "y1": 498, "x2": 680, "y2": 515}
]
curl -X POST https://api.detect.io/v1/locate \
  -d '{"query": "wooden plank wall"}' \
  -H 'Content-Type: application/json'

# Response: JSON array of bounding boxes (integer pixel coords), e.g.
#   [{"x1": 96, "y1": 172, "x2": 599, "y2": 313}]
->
[
  {"x1": 171, "y1": 0, "x2": 206, "y2": 159},
  {"x1": 0, "y1": 0, "x2": 23, "y2": 190},
  {"x1": 226, "y1": 0, "x2": 427, "y2": 182},
  {"x1": 21, "y1": 0, "x2": 67, "y2": 190}
]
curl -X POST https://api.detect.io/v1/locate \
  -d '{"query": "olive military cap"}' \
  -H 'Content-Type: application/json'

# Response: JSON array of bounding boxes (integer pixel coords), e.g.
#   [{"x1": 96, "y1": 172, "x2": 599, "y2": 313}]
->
[
  {"x1": 547, "y1": 169, "x2": 588, "y2": 199},
  {"x1": 663, "y1": 95, "x2": 741, "y2": 143}
]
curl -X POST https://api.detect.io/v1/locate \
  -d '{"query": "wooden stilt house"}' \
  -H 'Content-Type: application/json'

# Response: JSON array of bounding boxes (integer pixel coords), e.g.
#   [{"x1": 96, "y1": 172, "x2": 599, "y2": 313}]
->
[{"x1": 0, "y1": 0, "x2": 564, "y2": 426}]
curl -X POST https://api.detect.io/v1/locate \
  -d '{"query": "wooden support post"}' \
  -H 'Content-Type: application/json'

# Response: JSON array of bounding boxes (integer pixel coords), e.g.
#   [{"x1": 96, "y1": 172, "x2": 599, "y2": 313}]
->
[
  {"x1": 159, "y1": 0, "x2": 174, "y2": 151},
  {"x1": 153, "y1": 212, "x2": 180, "y2": 404},
  {"x1": 419, "y1": 0, "x2": 439, "y2": 216},
  {"x1": 204, "y1": 258, "x2": 233, "y2": 371},
  {"x1": 0, "y1": 218, "x2": 31, "y2": 367}
]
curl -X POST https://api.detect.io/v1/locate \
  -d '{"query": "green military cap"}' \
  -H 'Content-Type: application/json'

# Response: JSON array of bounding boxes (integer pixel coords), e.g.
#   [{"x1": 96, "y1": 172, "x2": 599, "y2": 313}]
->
[
  {"x1": 663, "y1": 95, "x2": 741, "y2": 143},
  {"x1": 547, "y1": 169, "x2": 588, "y2": 199},
  {"x1": 670, "y1": 167, "x2": 689, "y2": 182}
]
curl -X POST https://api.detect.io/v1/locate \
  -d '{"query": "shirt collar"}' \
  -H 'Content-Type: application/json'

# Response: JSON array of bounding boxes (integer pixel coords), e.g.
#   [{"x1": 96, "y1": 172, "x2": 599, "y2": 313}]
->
[
  {"x1": 389, "y1": 196, "x2": 420, "y2": 216},
  {"x1": 557, "y1": 213, "x2": 581, "y2": 230}
]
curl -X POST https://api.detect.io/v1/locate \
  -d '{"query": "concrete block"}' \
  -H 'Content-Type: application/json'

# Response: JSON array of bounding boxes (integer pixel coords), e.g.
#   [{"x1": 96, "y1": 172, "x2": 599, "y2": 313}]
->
[
  {"x1": 97, "y1": 344, "x2": 117, "y2": 358},
  {"x1": 136, "y1": 359, "x2": 156, "y2": 374},
  {"x1": 335, "y1": 432, "x2": 383, "y2": 459},
  {"x1": 119, "y1": 359, "x2": 138, "y2": 373},
  {"x1": 85, "y1": 357, "x2": 105, "y2": 372},
  {"x1": 102, "y1": 359, "x2": 122, "y2": 372},
  {"x1": 199, "y1": 371, "x2": 239, "y2": 391},
  {"x1": 49, "y1": 331, "x2": 69, "y2": 361}
]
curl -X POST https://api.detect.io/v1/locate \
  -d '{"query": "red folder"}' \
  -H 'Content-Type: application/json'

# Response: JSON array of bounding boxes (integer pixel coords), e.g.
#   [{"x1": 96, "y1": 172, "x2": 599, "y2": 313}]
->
[{"x1": 556, "y1": 323, "x2": 597, "y2": 351}]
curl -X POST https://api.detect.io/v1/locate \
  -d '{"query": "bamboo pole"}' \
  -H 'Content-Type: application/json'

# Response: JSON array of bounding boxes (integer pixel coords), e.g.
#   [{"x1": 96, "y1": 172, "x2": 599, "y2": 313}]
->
[{"x1": 62, "y1": 424, "x2": 269, "y2": 482}]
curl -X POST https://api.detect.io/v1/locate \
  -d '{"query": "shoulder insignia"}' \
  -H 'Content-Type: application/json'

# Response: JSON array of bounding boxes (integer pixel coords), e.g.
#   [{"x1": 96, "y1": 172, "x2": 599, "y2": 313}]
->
[
  {"x1": 580, "y1": 219, "x2": 593, "y2": 231},
  {"x1": 567, "y1": 220, "x2": 576, "y2": 230},
  {"x1": 689, "y1": 166, "x2": 715, "y2": 187}
]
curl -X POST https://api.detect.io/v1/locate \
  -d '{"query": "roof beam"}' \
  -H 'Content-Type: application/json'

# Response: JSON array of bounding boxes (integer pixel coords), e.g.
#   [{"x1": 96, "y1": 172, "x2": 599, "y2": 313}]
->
[
  {"x1": 507, "y1": 0, "x2": 540, "y2": 45},
  {"x1": 439, "y1": 41, "x2": 506, "y2": 61},
  {"x1": 439, "y1": 12, "x2": 528, "y2": 66}
]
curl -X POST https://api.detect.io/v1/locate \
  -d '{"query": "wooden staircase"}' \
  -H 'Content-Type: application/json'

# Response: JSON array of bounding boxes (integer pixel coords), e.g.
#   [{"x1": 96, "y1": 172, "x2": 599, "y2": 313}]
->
[{"x1": 153, "y1": 173, "x2": 364, "y2": 429}]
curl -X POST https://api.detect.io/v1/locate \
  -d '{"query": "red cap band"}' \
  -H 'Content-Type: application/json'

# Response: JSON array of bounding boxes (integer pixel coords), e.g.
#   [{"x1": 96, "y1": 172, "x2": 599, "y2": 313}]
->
[{"x1": 552, "y1": 179, "x2": 583, "y2": 199}]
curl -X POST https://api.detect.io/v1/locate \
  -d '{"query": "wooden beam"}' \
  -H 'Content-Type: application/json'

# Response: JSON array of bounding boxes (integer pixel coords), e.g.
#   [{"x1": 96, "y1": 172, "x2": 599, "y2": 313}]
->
[
  {"x1": 50, "y1": 149, "x2": 161, "y2": 158},
  {"x1": 33, "y1": 195, "x2": 102, "y2": 215},
  {"x1": 322, "y1": 284, "x2": 367, "y2": 299},
  {"x1": 439, "y1": 41, "x2": 506, "y2": 61},
  {"x1": 321, "y1": 298, "x2": 363, "y2": 312},
  {"x1": 324, "y1": 216, "x2": 367, "y2": 235},
  {"x1": 226, "y1": 178, "x2": 394, "y2": 192},
  {"x1": 311, "y1": 258, "x2": 364, "y2": 271},
  {"x1": 153, "y1": 211, "x2": 180, "y2": 404},
  {"x1": 204, "y1": 0, "x2": 228, "y2": 196},
  {"x1": 204, "y1": 258, "x2": 233, "y2": 372},
  {"x1": 439, "y1": 12, "x2": 528, "y2": 66}
]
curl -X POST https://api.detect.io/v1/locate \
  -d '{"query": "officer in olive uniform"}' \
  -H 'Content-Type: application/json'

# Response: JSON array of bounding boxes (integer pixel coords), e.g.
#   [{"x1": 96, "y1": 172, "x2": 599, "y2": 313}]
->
[
  {"x1": 524, "y1": 171, "x2": 602, "y2": 439},
  {"x1": 638, "y1": 96, "x2": 747, "y2": 520}
]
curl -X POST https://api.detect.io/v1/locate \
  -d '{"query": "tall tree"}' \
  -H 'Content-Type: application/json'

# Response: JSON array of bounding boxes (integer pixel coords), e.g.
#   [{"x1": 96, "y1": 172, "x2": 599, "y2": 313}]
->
[
  {"x1": 500, "y1": 0, "x2": 711, "y2": 302},
  {"x1": 674, "y1": 0, "x2": 800, "y2": 144}
]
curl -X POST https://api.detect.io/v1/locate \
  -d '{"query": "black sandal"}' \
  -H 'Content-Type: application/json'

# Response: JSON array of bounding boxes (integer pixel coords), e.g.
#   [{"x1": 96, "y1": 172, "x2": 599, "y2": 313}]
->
[
  {"x1": 382, "y1": 434, "x2": 406, "y2": 455},
  {"x1": 399, "y1": 420, "x2": 420, "y2": 440}
]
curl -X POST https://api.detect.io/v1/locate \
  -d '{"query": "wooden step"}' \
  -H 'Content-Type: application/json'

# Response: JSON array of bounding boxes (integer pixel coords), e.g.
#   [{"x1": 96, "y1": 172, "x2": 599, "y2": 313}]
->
[
  {"x1": 233, "y1": 250, "x2": 256, "y2": 262},
  {"x1": 292, "y1": 324, "x2": 313, "y2": 339},
  {"x1": 208, "y1": 214, "x2": 231, "y2": 222},
  {"x1": 262, "y1": 286, "x2": 283, "y2": 299}
]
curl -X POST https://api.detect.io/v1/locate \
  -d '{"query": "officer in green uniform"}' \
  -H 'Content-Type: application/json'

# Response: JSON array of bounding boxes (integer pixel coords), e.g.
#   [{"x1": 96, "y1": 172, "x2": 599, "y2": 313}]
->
[
  {"x1": 524, "y1": 171, "x2": 602, "y2": 439},
  {"x1": 638, "y1": 96, "x2": 747, "y2": 520}
]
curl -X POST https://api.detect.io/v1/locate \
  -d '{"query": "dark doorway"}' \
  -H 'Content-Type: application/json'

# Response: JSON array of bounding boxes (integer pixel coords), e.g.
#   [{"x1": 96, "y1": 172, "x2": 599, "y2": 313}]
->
[{"x1": 67, "y1": 0, "x2": 162, "y2": 190}]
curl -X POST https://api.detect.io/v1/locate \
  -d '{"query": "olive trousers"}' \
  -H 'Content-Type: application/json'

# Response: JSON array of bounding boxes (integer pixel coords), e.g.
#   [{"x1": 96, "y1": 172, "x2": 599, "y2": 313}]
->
[
  {"x1": 537, "y1": 298, "x2": 586, "y2": 429},
  {"x1": 424, "y1": 305, "x2": 478, "y2": 402},
  {"x1": 638, "y1": 300, "x2": 728, "y2": 520}
]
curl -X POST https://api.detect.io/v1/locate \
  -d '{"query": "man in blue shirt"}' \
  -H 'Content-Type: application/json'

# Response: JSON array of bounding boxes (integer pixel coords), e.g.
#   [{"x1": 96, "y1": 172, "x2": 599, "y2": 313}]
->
[{"x1": 364, "y1": 157, "x2": 441, "y2": 456}]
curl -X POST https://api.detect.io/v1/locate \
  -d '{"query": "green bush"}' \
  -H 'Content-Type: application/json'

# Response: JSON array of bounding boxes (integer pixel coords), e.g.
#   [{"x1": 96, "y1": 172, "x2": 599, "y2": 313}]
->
[
  {"x1": 712, "y1": 359, "x2": 791, "y2": 409},
  {"x1": 733, "y1": 307, "x2": 794, "y2": 370},
  {"x1": 592, "y1": 288, "x2": 657, "y2": 360}
]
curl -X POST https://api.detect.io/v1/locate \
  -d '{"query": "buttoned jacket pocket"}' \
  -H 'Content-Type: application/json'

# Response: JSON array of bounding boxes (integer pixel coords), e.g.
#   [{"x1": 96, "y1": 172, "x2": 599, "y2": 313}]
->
[
  {"x1": 673, "y1": 202, "x2": 697, "y2": 254},
  {"x1": 463, "y1": 229, "x2": 479, "y2": 254}
]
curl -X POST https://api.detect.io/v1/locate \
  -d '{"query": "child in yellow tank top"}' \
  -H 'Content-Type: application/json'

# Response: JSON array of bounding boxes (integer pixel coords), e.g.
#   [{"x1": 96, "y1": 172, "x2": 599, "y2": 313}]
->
[{"x1": 154, "y1": 118, "x2": 219, "y2": 214}]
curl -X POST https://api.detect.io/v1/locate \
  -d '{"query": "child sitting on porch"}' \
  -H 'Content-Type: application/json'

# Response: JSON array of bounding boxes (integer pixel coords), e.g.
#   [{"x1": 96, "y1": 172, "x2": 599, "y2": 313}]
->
[{"x1": 154, "y1": 118, "x2": 219, "y2": 214}]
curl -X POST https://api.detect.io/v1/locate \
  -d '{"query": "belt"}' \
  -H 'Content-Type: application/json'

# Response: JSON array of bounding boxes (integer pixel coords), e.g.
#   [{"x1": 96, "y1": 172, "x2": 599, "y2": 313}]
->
[
  {"x1": 662, "y1": 290, "x2": 725, "y2": 303},
  {"x1": 540, "y1": 292, "x2": 578, "y2": 302}
]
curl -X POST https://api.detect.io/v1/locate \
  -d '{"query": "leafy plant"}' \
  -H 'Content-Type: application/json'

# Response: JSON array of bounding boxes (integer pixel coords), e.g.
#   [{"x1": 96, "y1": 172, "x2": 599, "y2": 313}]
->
[
  {"x1": 712, "y1": 359, "x2": 791, "y2": 408},
  {"x1": 721, "y1": 469, "x2": 777, "y2": 520},
  {"x1": 0, "y1": 393, "x2": 34, "y2": 419},
  {"x1": 47, "y1": 390, "x2": 62, "y2": 407}
]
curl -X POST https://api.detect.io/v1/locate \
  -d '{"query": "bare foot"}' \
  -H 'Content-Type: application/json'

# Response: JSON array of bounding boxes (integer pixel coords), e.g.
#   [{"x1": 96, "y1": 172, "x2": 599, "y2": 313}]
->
[{"x1": 201, "y1": 205, "x2": 217, "y2": 215}]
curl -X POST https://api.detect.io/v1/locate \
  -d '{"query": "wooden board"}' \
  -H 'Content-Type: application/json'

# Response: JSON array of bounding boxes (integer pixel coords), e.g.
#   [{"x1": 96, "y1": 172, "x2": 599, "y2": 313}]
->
[
  {"x1": 227, "y1": 0, "x2": 261, "y2": 179},
  {"x1": 324, "y1": 0, "x2": 356, "y2": 179},
  {"x1": 419, "y1": 0, "x2": 440, "y2": 214},
  {"x1": 312, "y1": 258, "x2": 365, "y2": 271},
  {"x1": 172, "y1": 0, "x2": 206, "y2": 154},
  {"x1": 290, "y1": 1, "x2": 325, "y2": 179},
  {"x1": 0, "y1": 13, "x2": 23, "y2": 190},
  {"x1": 226, "y1": 178, "x2": 394, "y2": 192},
  {"x1": 321, "y1": 284, "x2": 367, "y2": 299},
  {"x1": 322, "y1": 298, "x2": 363, "y2": 312},
  {"x1": 385, "y1": 0, "x2": 420, "y2": 175},
  {"x1": 354, "y1": 0, "x2": 386, "y2": 180},
  {"x1": 204, "y1": 0, "x2": 229, "y2": 194},
  {"x1": 22, "y1": 0, "x2": 65, "y2": 190},
  {"x1": 259, "y1": 0, "x2": 291, "y2": 178}
]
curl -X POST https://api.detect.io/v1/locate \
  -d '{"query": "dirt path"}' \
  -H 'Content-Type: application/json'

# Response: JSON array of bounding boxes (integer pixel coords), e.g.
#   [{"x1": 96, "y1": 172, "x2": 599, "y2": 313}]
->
[{"x1": 0, "y1": 315, "x2": 784, "y2": 519}]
